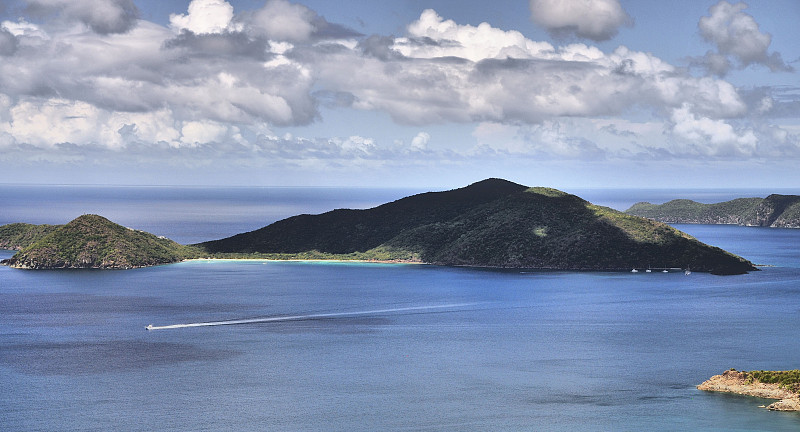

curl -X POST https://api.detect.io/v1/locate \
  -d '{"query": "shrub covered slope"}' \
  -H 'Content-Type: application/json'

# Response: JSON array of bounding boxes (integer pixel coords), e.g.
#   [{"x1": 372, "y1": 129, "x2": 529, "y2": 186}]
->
[{"x1": 2, "y1": 215, "x2": 196, "y2": 269}]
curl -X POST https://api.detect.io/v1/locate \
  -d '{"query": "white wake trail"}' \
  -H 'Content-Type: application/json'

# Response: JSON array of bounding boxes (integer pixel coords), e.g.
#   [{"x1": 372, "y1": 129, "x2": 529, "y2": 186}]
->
[{"x1": 146, "y1": 303, "x2": 478, "y2": 330}]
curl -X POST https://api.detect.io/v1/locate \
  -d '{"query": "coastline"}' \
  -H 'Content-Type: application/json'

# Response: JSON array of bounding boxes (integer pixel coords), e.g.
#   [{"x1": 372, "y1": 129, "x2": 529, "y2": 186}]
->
[
  {"x1": 697, "y1": 370, "x2": 800, "y2": 411},
  {"x1": 184, "y1": 258, "x2": 426, "y2": 265},
  {"x1": 4, "y1": 255, "x2": 736, "y2": 272},
  {"x1": 2, "y1": 256, "x2": 425, "y2": 269},
  {"x1": 1, "y1": 258, "x2": 183, "y2": 270}
]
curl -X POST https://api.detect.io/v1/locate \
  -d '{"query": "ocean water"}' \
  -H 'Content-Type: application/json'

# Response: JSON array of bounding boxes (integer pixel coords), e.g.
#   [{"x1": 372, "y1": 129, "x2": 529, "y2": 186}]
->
[
  {"x1": 1, "y1": 186, "x2": 799, "y2": 431},
  {"x1": 0, "y1": 185, "x2": 421, "y2": 245}
]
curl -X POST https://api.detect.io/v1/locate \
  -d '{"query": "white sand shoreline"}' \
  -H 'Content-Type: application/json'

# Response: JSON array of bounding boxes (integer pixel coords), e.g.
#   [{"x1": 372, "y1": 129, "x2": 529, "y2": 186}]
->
[{"x1": 184, "y1": 258, "x2": 426, "y2": 265}]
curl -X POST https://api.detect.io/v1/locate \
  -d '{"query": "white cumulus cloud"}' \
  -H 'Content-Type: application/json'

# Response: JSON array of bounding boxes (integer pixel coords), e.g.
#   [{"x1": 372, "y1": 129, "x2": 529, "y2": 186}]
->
[
  {"x1": 410, "y1": 132, "x2": 430, "y2": 151},
  {"x1": 669, "y1": 104, "x2": 757, "y2": 156},
  {"x1": 312, "y1": 10, "x2": 747, "y2": 126},
  {"x1": 529, "y1": 0, "x2": 631, "y2": 41},
  {"x1": 0, "y1": 1, "x2": 795, "y2": 169},
  {"x1": 180, "y1": 120, "x2": 240, "y2": 147},
  {"x1": 170, "y1": 0, "x2": 239, "y2": 34},
  {"x1": 245, "y1": 0, "x2": 316, "y2": 41},
  {"x1": 1, "y1": 18, "x2": 49, "y2": 40},
  {"x1": 698, "y1": 1, "x2": 792, "y2": 74},
  {"x1": 395, "y1": 9, "x2": 554, "y2": 61}
]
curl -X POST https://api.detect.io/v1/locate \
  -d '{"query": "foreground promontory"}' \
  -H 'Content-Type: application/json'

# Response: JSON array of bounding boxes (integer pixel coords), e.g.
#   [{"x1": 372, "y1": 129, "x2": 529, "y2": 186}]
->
[
  {"x1": 698, "y1": 369, "x2": 800, "y2": 411},
  {"x1": 196, "y1": 179, "x2": 757, "y2": 275}
]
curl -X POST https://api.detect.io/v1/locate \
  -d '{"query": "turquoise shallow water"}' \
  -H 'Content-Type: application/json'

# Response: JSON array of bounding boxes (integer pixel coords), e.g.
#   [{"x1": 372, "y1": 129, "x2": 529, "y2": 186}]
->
[{"x1": 1, "y1": 186, "x2": 799, "y2": 431}]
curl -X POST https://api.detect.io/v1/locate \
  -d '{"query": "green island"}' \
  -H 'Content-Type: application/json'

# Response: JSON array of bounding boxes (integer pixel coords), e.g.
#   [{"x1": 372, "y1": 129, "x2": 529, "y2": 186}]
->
[
  {"x1": 625, "y1": 194, "x2": 800, "y2": 228},
  {"x1": 1, "y1": 179, "x2": 757, "y2": 274},
  {"x1": 698, "y1": 369, "x2": 800, "y2": 411},
  {"x1": 0, "y1": 214, "x2": 199, "y2": 269}
]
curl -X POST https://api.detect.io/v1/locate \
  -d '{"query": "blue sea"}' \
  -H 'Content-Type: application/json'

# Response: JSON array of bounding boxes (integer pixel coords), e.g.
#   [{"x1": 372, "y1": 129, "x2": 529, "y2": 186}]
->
[{"x1": 1, "y1": 185, "x2": 799, "y2": 431}]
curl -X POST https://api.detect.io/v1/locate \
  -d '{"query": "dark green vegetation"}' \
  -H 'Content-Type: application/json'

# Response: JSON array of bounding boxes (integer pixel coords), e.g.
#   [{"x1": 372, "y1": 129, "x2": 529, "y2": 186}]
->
[
  {"x1": 742, "y1": 369, "x2": 800, "y2": 394},
  {"x1": 0, "y1": 223, "x2": 61, "y2": 250},
  {"x1": 626, "y1": 194, "x2": 800, "y2": 228},
  {"x1": 198, "y1": 179, "x2": 756, "y2": 275},
  {"x1": 1, "y1": 215, "x2": 199, "y2": 269},
  {"x1": 0, "y1": 179, "x2": 759, "y2": 273}
]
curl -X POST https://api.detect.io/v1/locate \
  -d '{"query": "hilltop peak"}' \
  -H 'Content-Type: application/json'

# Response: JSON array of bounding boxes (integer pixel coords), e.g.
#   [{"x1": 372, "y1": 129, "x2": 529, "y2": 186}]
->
[
  {"x1": 71, "y1": 214, "x2": 111, "y2": 223},
  {"x1": 465, "y1": 178, "x2": 526, "y2": 189},
  {"x1": 66, "y1": 214, "x2": 118, "y2": 228},
  {"x1": 446, "y1": 178, "x2": 529, "y2": 198}
]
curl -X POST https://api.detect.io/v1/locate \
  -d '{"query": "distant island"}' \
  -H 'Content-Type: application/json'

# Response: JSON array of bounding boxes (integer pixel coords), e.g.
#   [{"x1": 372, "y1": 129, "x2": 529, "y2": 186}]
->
[
  {"x1": 698, "y1": 369, "x2": 800, "y2": 411},
  {"x1": 626, "y1": 194, "x2": 800, "y2": 228},
  {"x1": 1, "y1": 179, "x2": 758, "y2": 274}
]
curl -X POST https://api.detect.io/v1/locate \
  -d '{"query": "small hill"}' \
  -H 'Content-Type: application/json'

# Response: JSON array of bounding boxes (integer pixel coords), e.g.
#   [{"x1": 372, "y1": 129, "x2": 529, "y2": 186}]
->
[
  {"x1": 2, "y1": 215, "x2": 196, "y2": 269},
  {"x1": 626, "y1": 194, "x2": 800, "y2": 228},
  {"x1": 198, "y1": 179, "x2": 756, "y2": 275}
]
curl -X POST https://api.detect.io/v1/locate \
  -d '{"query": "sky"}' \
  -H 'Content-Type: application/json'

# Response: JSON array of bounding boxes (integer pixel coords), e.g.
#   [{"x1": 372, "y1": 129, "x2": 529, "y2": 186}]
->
[{"x1": 0, "y1": 0, "x2": 798, "y2": 188}]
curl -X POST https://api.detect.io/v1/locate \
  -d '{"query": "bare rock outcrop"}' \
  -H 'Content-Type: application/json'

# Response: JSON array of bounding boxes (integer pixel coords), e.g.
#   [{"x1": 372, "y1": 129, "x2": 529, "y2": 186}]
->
[{"x1": 698, "y1": 369, "x2": 800, "y2": 411}]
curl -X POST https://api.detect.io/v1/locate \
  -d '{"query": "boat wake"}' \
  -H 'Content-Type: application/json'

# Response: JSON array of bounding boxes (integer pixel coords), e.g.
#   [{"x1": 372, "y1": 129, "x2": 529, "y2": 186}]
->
[{"x1": 145, "y1": 303, "x2": 479, "y2": 331}]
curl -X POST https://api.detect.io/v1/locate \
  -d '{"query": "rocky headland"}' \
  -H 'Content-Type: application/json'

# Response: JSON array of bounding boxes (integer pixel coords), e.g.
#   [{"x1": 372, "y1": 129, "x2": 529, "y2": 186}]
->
[{"x1": 697, "y1": 369, "x2": 800, "y2": 411}]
